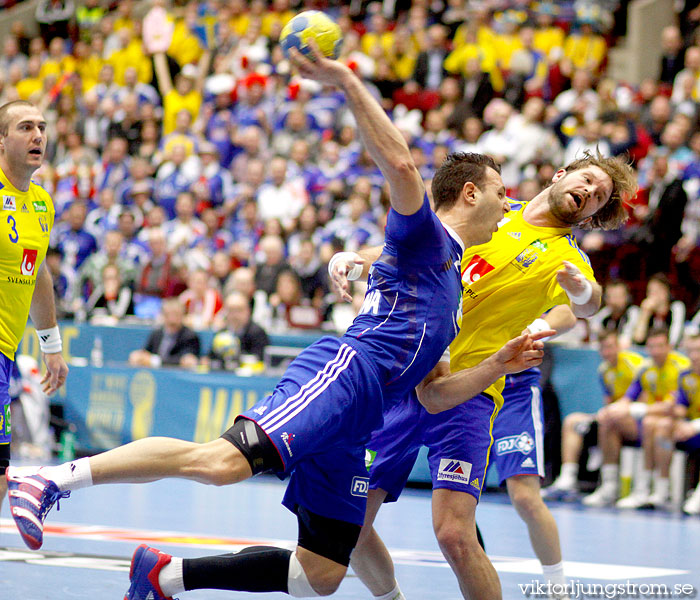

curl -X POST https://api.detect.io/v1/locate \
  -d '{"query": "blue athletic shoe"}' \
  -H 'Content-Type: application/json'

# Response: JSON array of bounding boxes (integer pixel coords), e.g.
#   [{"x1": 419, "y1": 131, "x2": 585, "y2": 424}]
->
[
  {"x1": 6, "y1": 468, "x2": 70, "y2": 550},
  {"x1": 124, "y1": 544, "x2": 176, "y2": 600}
]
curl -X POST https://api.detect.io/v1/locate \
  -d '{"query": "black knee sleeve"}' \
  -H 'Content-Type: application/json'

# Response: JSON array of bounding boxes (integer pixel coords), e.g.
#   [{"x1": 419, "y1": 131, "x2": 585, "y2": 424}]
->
[
  {"x1": 221, "y1": 417, "x2": 283, "y2": 474},
  {"x1": 0, "y1": 443, "x2": 9, "y2": 475},
  {"x1": 183, "y1": 546, "x2": 292, "y2": 593},
  {"x1": 296, "y1": 505, "x2": 361, "y2": 566}
]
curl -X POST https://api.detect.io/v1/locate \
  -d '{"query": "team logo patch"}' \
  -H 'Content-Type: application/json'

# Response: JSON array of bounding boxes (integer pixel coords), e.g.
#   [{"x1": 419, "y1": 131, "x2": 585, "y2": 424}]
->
[
  {"x1": 462, "y1": 255, "x2": 495, "y2": 286},
  {"x1": 521, "y1": 457, "x2": 535, "y2": 468},
  {"x1": 32, "y1": 200, "x2": 48, "y2": 212},
  {"x1": 365, "y1": 448, "x2": 377, "y2": 472},
  {"x1": 512, "y1": 247, "x2": 539, "y2": 272},
  {"x1": 280, "y1": 432, "x2": 295, "y2": 457},
  {"x1": 351, "y1": 476, "x2": 369, "y2": 497},
  {"x1": 495, "y1": 432, "x2": 535, "y2": 455},
  {"x1": 437, "y1": 458, "x2": 472, "y2": 484},
  {"x1": 3, "y1": 196, "x2": 16, "y2": 211},
  {"x1": 3, "y1": 404, "x2": 9, "y2": 435},
  {"x1": 20, "y1": 248, "x2": 37, "y2": 276}
]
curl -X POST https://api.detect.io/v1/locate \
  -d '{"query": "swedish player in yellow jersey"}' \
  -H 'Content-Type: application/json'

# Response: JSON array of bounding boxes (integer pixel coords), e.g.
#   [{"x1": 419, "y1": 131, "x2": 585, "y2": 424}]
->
[
  {"x1": 668, "y1": 334, "x2": 700, "y2": 515},
  {"x1": 0, "y1": 100, "x2": 68, "y2": 513},
  {"x1": 647, "y1": 333, "x2": 700, "y2": 514},
  {"x1": 542, "y1": 331, "x2": 646, "y2": 500},
  {"x1": 337, "y1": 152, "x2": 637, "y2": 599},
  {"x1": 596, "y1": 327, "x2": 690, "y2": 509}
]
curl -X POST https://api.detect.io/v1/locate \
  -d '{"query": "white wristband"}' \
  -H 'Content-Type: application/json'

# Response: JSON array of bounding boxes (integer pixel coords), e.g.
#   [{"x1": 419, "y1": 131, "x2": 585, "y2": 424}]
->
[
  {"x1": 629, "y1": 402, "x2": 648, "y2": 419},
  {"x1": 690, "y1": 418, "x2": 700, "y2": 434},
  {"x1": 566, "y1": 278, "x2": 593, "y2": 305},
  {"x1": 527, "y1": 318, "x2": 551, "y2": 336},
  {"x1": 328, "y1": 251, "x2": 363, "y2": 281},
  {"x1": 36, "y1": 326, "x2": 62, "y2": 354}
]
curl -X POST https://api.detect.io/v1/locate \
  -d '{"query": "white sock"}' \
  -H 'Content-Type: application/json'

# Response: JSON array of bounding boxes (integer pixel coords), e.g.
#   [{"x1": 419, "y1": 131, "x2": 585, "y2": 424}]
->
[
  {"x1": 634, "y1": 469, "x2": 652, "y2": 495},
  {"x1": 374, "y1": 581, "x2": 406, "y2": 600},
  {"x1": 558, "y1": 463, "x2": 578, "y2": 487},
  {"x1": 158, "y1": 556, "x2": 184, "y2": 597},
  {"x1": 600, "y1": 464, "x2": 618, "y2": 487},
  {"x1": 38, "y1": 458, "x2": 93, "y2": 492},
  {"x1": 542, "y1": 560, "x2": 566, "y2": 588},
  {"x1": 653, "y1": 475, "x2": 669, "y2": 498}
]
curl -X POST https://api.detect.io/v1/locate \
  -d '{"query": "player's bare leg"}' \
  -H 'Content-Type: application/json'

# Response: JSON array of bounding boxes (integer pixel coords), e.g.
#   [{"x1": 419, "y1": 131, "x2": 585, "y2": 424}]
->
[
  {"x1": 351, "y1": 488, "x2": 406, "y2": 599},
  {"x1": 88, "y1": 437, "x2": 252, "y2": 485},
  {"x1": 506, "y1": 475, "x2": 565, "y2": 588},
  {"x1": 432, "y1": 488, "x2": 501, "y2": 600}
]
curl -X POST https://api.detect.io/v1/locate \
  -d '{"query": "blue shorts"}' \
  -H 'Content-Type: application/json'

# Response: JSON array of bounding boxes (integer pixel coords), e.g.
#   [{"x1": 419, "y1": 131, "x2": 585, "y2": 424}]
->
[
  {"x1": 678, "y1": 432, "x2": 700, "y2": 451},
  {"x1": 0, "y1": 353, "x2": 13, "y2": 446},
  {"x1": 490, "y1": 370, "x2": 545, "y2": 484},
  {"x1": 239, "y1": 337, "x2": 383, "y2": 526},
  {"x1": 368, "y1": 390, "x2": 499, "y2": 502}
]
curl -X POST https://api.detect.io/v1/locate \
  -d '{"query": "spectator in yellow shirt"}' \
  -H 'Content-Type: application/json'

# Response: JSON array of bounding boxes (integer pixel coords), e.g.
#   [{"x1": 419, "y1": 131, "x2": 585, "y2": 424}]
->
[
  {"x1": 361, "y1": 13, "x2": 395, "y2": 60},
  {"x1": 108, "y1": 28, "x2": 153, "y2": 86},
  {"x1": 261, "y1": 0, "x2": 294, "y2": 38},
  {"x1": 39, "y1": 37, "x2": 77, "y2": 82},
  {"x1": 564, "y1": 20, "x2": 607, "y2": 75}
]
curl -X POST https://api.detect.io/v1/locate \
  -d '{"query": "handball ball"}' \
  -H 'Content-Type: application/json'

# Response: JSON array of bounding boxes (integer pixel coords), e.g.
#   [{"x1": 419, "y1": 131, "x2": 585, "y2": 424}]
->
[
  {"x1": 211, "y1": 331, "x2": 240, "y2": 359},
  {"x1": 280, "y1": 11, "x2": 343, "y2": 60}
]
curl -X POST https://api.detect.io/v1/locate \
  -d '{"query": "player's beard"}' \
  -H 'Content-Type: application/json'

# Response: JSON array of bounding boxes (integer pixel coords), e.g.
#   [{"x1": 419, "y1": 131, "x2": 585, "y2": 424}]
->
[{"x1": 547, "y1": 180, "x2": 581, "y2": 226}]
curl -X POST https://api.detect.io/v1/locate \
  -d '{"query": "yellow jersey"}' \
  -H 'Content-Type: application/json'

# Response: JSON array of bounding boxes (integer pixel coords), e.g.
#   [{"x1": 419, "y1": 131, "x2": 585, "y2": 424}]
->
[
  {"x1": 450, "y1": 201, "x2": 596, "y2": 405},
  {"x1": 163, "y1": 89, "x2": 202, "y2": 136},
  {"x1": 0, "y1": 166, "x2": 55, "y2": 360},
  {"x1": 626, "y1": 351, "x2": 691, "y2": 404},
  {"x1": 676, "y1": 370, "x2": 700, "y2": 419},
  {"x1": 598, "y1": 350, "x2": 647, "y2": 401}
]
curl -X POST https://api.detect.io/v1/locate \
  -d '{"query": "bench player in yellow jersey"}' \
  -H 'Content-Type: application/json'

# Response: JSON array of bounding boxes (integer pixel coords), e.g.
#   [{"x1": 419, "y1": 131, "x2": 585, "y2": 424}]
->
[
  {"x1": 0, "y1": 100, "x2": 68, "y2": 513},
  {"x1": 542, "y1": 330, "x2": 646, "y2": 499},
  {"x1": 334, "y1": 151, "x2": 636, "y2": 600},
  {"x1": 663, "y1": 333, "x2": 700, "y2": 514},
  {"x1": 598, "y1": 327, "x2": 690, "y2": 510}
]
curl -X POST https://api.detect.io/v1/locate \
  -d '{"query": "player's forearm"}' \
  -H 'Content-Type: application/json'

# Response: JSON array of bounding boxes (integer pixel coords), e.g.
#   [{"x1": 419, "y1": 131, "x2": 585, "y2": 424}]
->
[
  {"x1": 357, "y1": 245, "x2": 382, "y2": 278},
  {"x1": 571, "y1": 281, "x2": 602, "y2": 318},
  {"x1": 418, "y1": 357, "x2": 505, "y2": 414},
  {"x1": 153, "y1": 52, "x2": 173, "y2": 96},
  {"x1": 541, "y1": 304, "x2": 577, "y2": 335},
  {"x1": 337, "y1": 70, "x2": 419, "y2": 192},
  {"x1": 29, "y1": 265, "x2": 59, "y2": 330}
]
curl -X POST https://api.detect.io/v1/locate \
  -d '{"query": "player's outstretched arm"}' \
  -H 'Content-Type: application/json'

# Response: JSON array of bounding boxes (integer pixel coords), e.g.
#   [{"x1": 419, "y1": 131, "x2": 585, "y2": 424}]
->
[
  {"x1": 289, "y1": 43, "x2": 424, "y2": 216},
  {"x1": 417, "y1": 331, "x2": 554, "y2": 414}
]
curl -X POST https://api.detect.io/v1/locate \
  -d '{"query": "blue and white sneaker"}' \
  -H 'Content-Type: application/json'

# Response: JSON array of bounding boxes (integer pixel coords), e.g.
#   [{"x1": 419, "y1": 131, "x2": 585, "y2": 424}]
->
[
  {"x1": 6, "y1": 467, "x2": 70, "y2": 550},
  {"x1": 124, "y1": 544, "x2": 176, "y2": 600}
]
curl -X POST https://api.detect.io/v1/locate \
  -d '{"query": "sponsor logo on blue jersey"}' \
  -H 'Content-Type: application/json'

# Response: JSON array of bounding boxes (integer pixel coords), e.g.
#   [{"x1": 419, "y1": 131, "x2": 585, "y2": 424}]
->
[
  {"x1": 436, "y1": 458, "x2": 472, "y2": 484},
  {"x1": 495, "y1": 432, "x2": 534, "y2": 455},
  {"x1": 351, "y1": 476, "x2": 369, "y2": 497},
  {"x1": 281, "y1": 432, "x2": 295, "y2": 457}
]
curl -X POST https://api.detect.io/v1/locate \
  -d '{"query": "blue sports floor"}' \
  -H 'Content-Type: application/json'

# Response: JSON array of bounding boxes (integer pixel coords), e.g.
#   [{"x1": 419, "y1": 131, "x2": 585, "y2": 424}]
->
[{"x1": 2, "y1": 474, "x2": 699, "y2": 599}]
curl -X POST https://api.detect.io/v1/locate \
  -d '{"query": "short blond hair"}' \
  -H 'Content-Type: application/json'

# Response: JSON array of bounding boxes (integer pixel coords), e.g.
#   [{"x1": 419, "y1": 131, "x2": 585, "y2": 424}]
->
[{"x1": 564, "y1": 150, "x2": 637, "y2": 231}]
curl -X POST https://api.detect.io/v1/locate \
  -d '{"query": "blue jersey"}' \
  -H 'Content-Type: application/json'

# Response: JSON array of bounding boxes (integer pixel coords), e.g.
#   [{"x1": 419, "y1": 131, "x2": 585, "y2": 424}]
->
[
  {"x1": 344, "y1": 195, "x2": 464, "y2": 402},
  {"x1": 239, "y1": 194, "x2": 464, "y2": 525}
]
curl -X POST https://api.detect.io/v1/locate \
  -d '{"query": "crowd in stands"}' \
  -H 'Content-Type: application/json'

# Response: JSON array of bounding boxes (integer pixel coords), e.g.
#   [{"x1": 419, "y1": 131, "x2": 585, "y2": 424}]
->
[
  {"x1": 4, "y1": 0, "x2": 700, "y2": 511},
  {"x1": 1, "y1": 0, "x2": 699, "y2": 348}
]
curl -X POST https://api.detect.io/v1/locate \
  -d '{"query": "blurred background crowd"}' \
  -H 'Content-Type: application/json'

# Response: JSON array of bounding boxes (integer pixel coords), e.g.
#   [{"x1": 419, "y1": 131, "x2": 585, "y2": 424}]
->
[{"x1": 1, "y1": 0, "x2": 700, "y2": 368}]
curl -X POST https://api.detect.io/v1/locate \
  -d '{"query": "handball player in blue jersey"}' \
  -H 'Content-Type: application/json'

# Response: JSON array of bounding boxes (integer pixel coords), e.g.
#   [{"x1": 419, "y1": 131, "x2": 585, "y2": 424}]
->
[{"x1": 7, "y1": 44, "x2": 547, "y2": 599}]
